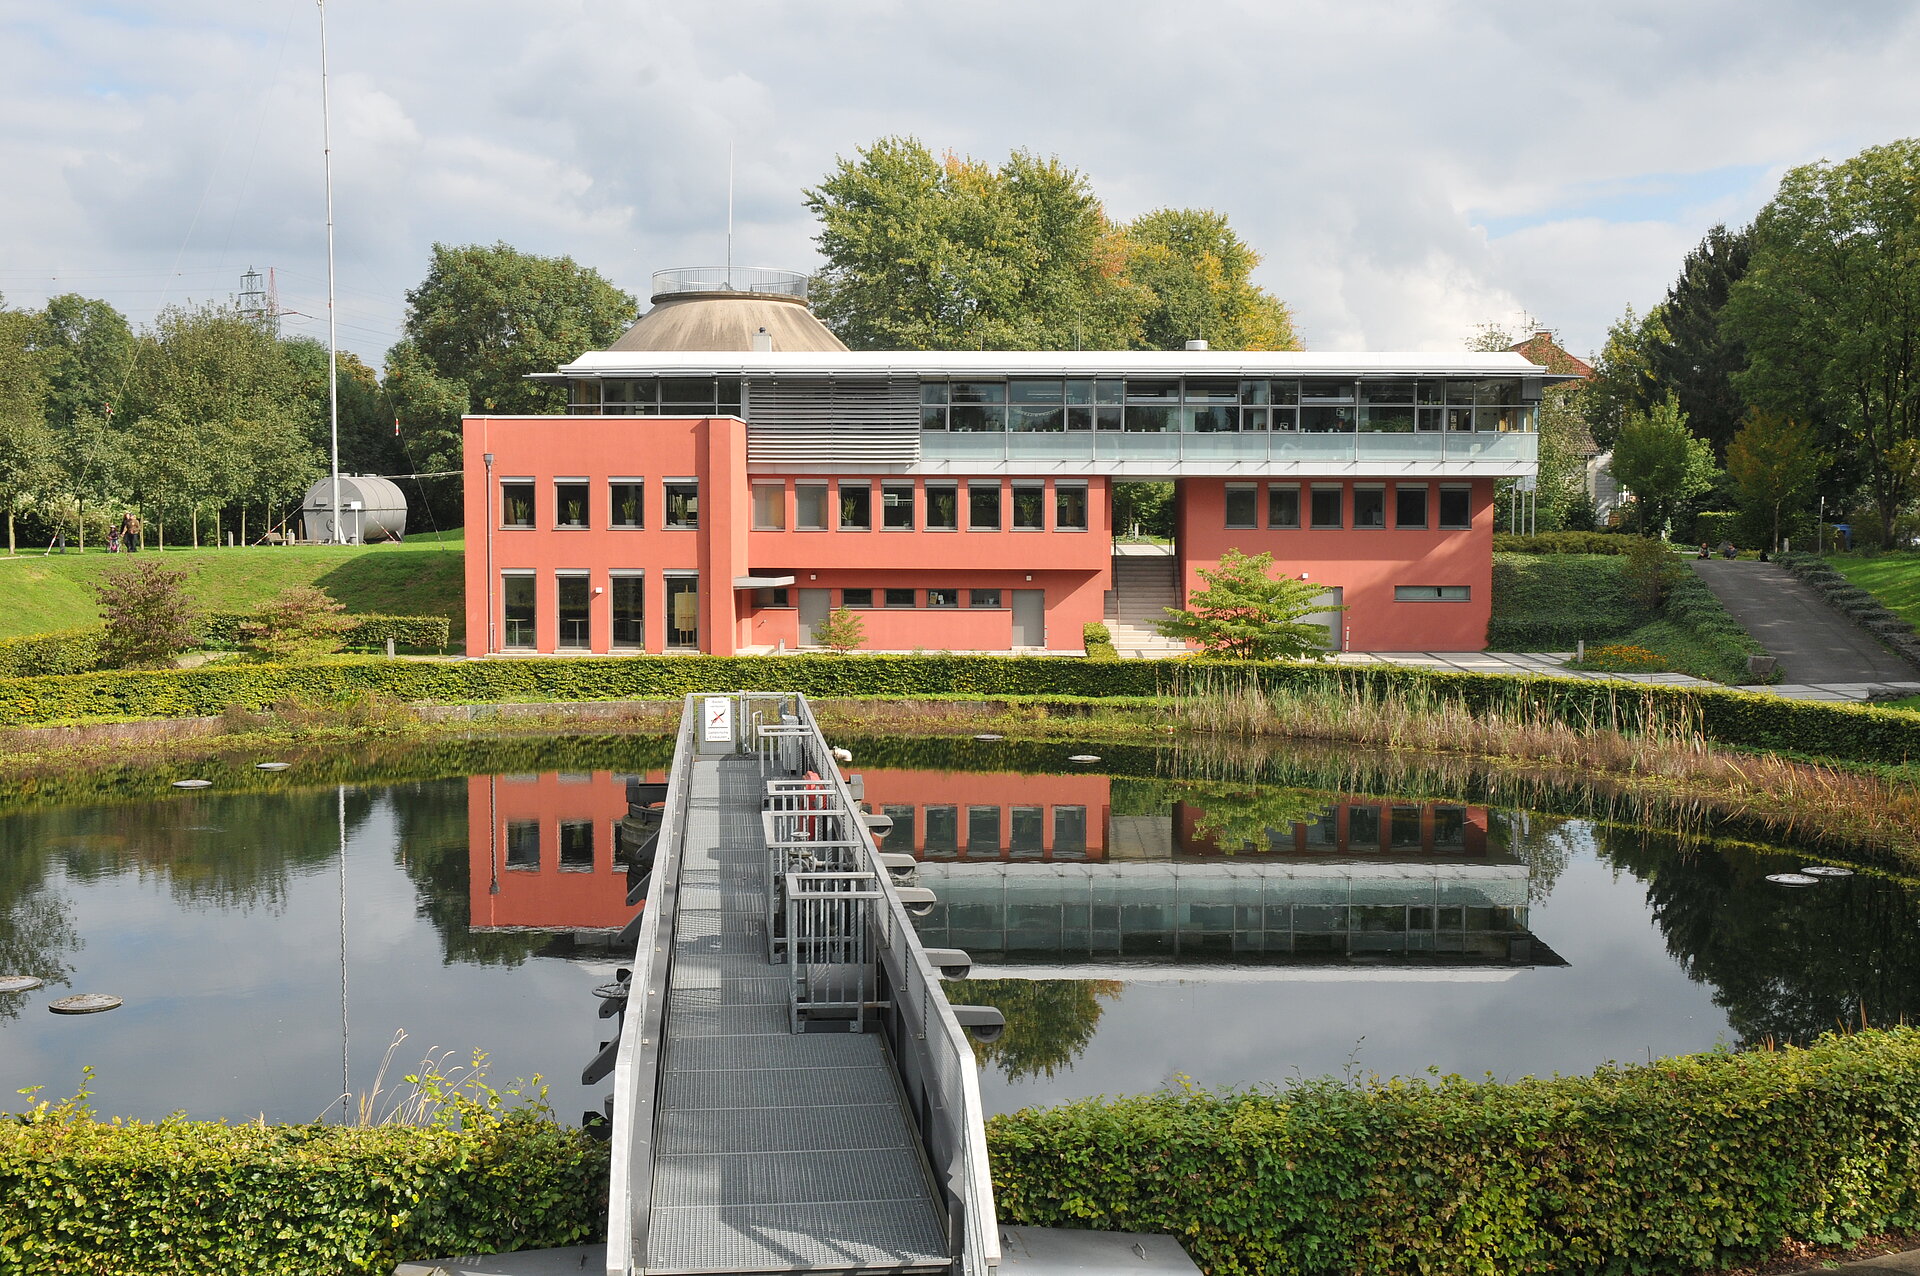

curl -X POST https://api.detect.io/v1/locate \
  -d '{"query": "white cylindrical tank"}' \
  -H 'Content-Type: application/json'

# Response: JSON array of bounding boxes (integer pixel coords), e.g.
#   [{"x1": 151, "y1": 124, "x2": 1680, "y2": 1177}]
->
[{"x1": 299, "y1": 474, "x2": 408, "y2": 544}]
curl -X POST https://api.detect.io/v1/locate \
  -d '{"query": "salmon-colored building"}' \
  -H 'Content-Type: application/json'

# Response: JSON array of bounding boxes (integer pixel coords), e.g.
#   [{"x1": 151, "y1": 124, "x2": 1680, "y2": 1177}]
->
[{"x1": 461, "y1": 268, "x2": 1549, "y2": 656}]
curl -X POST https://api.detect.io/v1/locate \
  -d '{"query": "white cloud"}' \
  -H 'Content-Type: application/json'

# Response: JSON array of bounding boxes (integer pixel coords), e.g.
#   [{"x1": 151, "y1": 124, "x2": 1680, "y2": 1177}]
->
[{"x1": 3, "y1": 0, "x2": 1920, "y2": 361}]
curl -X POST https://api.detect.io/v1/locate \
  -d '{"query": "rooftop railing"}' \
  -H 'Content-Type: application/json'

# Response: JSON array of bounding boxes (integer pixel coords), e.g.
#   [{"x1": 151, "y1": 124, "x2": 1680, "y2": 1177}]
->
[{"x1": 650, "y1": 266, "x2": 810, "y2": 300}]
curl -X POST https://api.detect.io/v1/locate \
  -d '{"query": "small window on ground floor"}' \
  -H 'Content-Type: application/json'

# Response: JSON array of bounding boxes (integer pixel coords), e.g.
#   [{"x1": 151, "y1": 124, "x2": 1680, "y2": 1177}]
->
[
  {"x1": 970, "y1": 589, "x2": 1001, "y2": 608},
  {"x1": 502, "y1": 573, "x2": 536, "y2": 649},
  {"x1": 885, "y1": 588, "x2": 916, "y2": 608},
  {"x1": 927, "y1": 588, "x2": 958, "y2": 608},
  {"x1": 611, "y1": 573, "x2": 644, "y2": 648},
  {"x1": 1225, "y1": 484, "x2": 1257, "y2": 529},
  {"x1": 1395, "y1": 585, "x2": 1470, "y2": 601},
  {"x1": 841, "y1": 588, "x2": 874, "y2": 608},
  {"x1": 1055, "y1": 484, "x2": 1088, "y2": 531}
]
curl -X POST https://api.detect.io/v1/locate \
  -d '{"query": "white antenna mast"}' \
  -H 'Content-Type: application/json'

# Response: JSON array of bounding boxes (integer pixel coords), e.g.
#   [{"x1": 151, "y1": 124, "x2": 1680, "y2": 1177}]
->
[
  {"x1": 725, "y1": 141, "x2": 735, "y2": 289},
  {"x1": 318, "y1": 0, "x2": 343, "y2": 544}
]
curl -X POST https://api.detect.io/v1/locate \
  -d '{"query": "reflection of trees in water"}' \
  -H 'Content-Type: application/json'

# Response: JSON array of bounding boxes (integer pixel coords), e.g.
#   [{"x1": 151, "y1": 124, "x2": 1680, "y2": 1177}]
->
[
  {"x1": 1496, "y1": 811, "x2": 1584, "y2": 904},
  {"x1": 0, "y1": 838, "x2": 79, "y2": 1020},
  {"x1": 388, "y1": 779, "x2": 546, "y2": 967},
  {"x1": 1603, "y1": 827, "x2": 1920, "y2": 1044},
  {"x1": 1181, "y1": 786, "x2": 1328, "y2": 852},
  {"x1": 953, "y1": 978, "x2": 1122, "y2": 1081}
]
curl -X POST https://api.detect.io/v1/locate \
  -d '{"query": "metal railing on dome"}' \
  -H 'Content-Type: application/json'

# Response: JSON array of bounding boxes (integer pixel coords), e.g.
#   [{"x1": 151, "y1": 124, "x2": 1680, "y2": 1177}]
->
[{"x1": 649, "y1": 266, "x2": 810, "y2": 299}]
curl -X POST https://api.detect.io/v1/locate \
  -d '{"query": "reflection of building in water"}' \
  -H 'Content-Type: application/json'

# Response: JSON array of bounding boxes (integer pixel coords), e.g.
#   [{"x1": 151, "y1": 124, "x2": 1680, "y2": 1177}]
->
[
  {"x1": 871, "y1": 770, "x2": 1110, "y2": 861},
  {"x1": 466, "y1": 772, "x2": 654, "y2": 933},
  {"x1": 860, "y1": 772, "x2": 1559, "y2": 978}
]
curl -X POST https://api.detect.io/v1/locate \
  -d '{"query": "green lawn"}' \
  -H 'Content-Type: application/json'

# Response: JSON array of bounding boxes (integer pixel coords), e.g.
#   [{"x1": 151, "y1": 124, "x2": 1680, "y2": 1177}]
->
[
  {"x1": 0, "y1": 537, "x2": 467, "y2": 643},
  {"x1": 1829, "y1": 553, "x2": 1920, "y2": 629}
]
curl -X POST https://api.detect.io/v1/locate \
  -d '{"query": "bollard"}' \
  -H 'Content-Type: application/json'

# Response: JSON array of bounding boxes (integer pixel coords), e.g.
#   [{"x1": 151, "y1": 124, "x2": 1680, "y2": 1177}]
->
[
  {"x1": 385, "y1": 637, "x2": 396, "y2": 658},
  {"x1": 1575, "y1": 639, "x2": 1585, "y2": 662}
]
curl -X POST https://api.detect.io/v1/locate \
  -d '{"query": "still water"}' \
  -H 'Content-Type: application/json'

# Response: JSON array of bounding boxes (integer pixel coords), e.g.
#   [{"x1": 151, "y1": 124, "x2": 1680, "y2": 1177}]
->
[{"x1": 1, "y1": 747, "x2": 1913, "y2": 1123}]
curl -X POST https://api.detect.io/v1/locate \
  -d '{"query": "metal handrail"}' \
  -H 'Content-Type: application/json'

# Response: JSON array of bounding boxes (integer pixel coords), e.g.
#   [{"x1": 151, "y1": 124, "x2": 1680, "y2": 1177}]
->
[
  {"x1": 782, "y1": 695, "x2": 1001, "y2": 1276},
  {"x1": 650, "y1": 265, "x2": 810, "y2": 300},
  {"x1": 605, "y1": 699, "x2": 698, "y2": 1276}
]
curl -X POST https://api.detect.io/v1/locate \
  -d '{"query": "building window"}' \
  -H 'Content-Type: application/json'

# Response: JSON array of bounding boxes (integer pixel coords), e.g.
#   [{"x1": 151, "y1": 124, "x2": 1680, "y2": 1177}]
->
[
  {"x1": 1438, "y1": 485, "x2": 1472, "y2": 529},
  {"x1": 1269, "y1": 485, "x2": 1300, "y2": 529},
  {"x1": 559, "y1": 820, "x2": 594, "y2": 871},
  {"x1": 839, "y1": 482, "x2": 871, "y2": 530},
  {"x1": 502, "y1": 572, "x2": 535, "y2": 649},
  {"x1": 501, "y1": 480, "x2": 534, "y2": 529},
  {"x1": 1396, "y1": 485, "x2": 1428, "y2": 529},
  {"x1": 949, "y1": 381, "x2": 1007, "y2": 432},
  {"x1": 882, "y1": 483, "x2": 915, "y2": 530},
  {"x1": 1395, "y1": 585, "x2": 1470, "y2": 601},
  {"x1": 1353, "y1": 486, "x2": 1386, "y2": 529},
  {"x1": 752, "y1": 483, "x2": 785, "y2": 530},
  {"x1": 796, "y1": 483, "x2": 828, "y2": 530},
  {"x1": 1012, "y1": 484, "x2": 1044, "y2": 530},
  {"x1": 1310, "y1": 486, "x2": 1343, "y2": 530},
  {"x1": 665, "y1": 481, "x2": 699, "y2": 530},
  {"x1": 505, "y1": 820, "x2": 540, "y2": 869},
  {"x1": 926, "y1": 483, "x2": 958, "y2": 530},
  {"x1": 920, "y1": 381, "x2": 949, "y2": 430},
  {"x1": 665, "y1": 576, "x2": 698, "y2": 648},
  {"x1": 885, "y1": 588, "x2": 916, "y2": 608},
  {"x1": 1225, "y1": 484, "x2": 1258, "y2": 529},
  {"x1": 970, "y1": 589, "x2": 1001, "y2": 608},
  {"x1": 555, "y1": 480, "x2": 589, "y2": 529},
  {"x1": 1010, "y1": 806, "x2": 1044, "y2": 855},
  {"x1": 1055, "y1": 484, "x2": 1088, "y2": 531},
  {"x1": 611, "y1": 573, "x2": 643, "y2": 648},
  {"x1": 1054, "y1": 805, "x2": 1087, "y2": 855},
  {"x1": 756, "y1": 587, "x2": 789, "y2": 608},
  {"x1": 841, "y1": 588, "x2": 874, "y2": 608},
  {"x1": 968, "y1": 482, "x2": 1001, "y2": 530},
  {"x1": 557, "y1": 573, "x2": 590, "y2": 649},
  {"x1": 1009, "y1": 380, "x2": 1066, "y2": 432},
  {"x1": 924, "y1": 806, "x2": 958, "y2": 855},
  {"x1": 610, "y1": 480, "x2": 643, "y2": 529},
  {"x1": 927, "y1": 588, "x2": 958, "y2": 608},
  {"x1": 967, "y1": 806, "x2": 1002, "y2": 853}
]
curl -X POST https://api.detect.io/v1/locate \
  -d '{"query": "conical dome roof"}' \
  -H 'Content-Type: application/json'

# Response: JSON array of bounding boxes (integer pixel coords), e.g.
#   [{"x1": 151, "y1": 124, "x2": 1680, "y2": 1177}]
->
[{"x1": 607, "y1": 267, "x2": 848, "y2": 353}]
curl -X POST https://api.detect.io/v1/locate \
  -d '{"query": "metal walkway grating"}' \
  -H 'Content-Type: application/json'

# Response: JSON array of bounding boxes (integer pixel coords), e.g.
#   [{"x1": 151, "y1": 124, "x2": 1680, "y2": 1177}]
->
[{"x1": 645, "y1": 755, "x2": 948, "y2": 1275}]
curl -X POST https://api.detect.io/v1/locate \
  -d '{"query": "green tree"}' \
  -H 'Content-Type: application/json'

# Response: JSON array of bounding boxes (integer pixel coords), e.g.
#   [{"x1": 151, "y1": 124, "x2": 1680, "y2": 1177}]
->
[
  {"x1": 282, "y1": 338, "x2": 400, "y2": 480},
  {"x1": 1156, "y1": 548, "x2": 1339, "y2": 659},
  {"x1": 1113, "y1": 480, "x2": 1174, "y2": 539},
  {"x1": 36, "y1": 293, "x2": 135, "y2": 433},
  {"x1": 1650, "y1": 224, "x2": 1752, "y2": 459},
  {"x1": 1586, "y1": 304, "x2": 1670, "y2": 451},
  {"x1": 956, "y1": 978, "x2": 1122, "y2": 1081},
  {"x1": 1609, "y1": 395, "x2": 1716, "y2": 536},
  {"x1": 395, "y1": 241, "x2": 636, "y2": 417},
  {"x1": 1726, "y1": 140, "x2": 1920, "y2": 550},
  {"x1": 240, "y1": 585, "x2": 351, "y2": 660},
  {"x1": 0, "y1": 301, "x2": 55, "y2": 554},
  {"x1": 1121, "y1": 208, "x2": 1300, "y2": 350},
  {"x1": 94, "y1": 559, "x2": 199, "y2": 669},
  {"x1": 53, "y1": 410, "x2": 127, "y2": 550},
  {"x1": 815, "y1": 606, "x2": 867, "y2": 654},
  {"x1": 1726, "y1": 411, "x2": 1823, "y2": 552},
  {"x1": 1471, "y1": 323, "x2": 1593, "y2": 532},
  {"x1": 808, "y1": 137, "x2": 1144, "y2": 350}
]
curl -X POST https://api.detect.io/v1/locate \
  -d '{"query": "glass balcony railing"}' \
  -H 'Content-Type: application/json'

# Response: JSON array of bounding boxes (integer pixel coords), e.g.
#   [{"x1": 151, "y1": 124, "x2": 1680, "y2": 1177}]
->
[{"x1": 920, "y1": 430, "x2": 1537, "y2": 467}]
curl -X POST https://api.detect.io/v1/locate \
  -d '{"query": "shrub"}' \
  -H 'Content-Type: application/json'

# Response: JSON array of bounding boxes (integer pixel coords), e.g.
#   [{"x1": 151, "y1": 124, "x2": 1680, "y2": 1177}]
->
[
  {"x1": 0, "y1": 628, "x2": 100, "y2": 678},
  {"x1": 988, "y1": 1029, "x2": 1920, "y2": 1276},
  {"x1": 1621, "y1": 536, "x2": 1681, "y2": 612},
  {"x1": 1082, "y1": 622, "x2": 1118, "y2": 661},
  {"x1": 0, "y1": 1068, "x2": 605, "y2": 1274},
  {"x1": 93, "y1": 560, "x2": 199, "y2": 669},
  {"x1": 1488, "y1": 554, "x2": 1640, "y2": 649},
  {"x1": 1573, "y1": 643, "x2": 1667, "y2": 672},
  {"x1": 1492, "y1": 531, "x2": 1635, "y2": 555},
  {"x1": 240, "y1": 586, "x2": 353, "y2": 660},
  {"x1": 815, "y1": 606, "x2": 867, "y2": 653},
  {"x1": 1693, "y1": 510, "x2": 1742, "y2": 548},
  {"x1": 201, "y1": 612, "x2": 451, "y2": 652},
  {"x1": 1156, "y1": 548, "x2": 1336, "y2": 660}
]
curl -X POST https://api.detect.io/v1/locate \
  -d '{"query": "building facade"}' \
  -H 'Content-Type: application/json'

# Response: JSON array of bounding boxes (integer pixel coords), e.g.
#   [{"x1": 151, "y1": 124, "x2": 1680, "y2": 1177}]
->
[{"x1": 461, "y1": 269, "x2": 1549, "y2": 656}]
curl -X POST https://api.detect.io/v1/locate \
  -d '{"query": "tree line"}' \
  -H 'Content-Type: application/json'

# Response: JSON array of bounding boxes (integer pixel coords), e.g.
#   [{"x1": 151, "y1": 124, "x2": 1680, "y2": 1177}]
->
[{"x1": 1575, "y1": 138, "x2": 1920, "y2": 550}]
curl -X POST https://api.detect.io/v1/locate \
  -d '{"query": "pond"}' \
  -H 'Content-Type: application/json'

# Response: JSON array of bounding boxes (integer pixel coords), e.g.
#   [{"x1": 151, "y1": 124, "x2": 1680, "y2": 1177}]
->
[{"x1": 1, "y1": 738, "x2": 1914, "y2": 1123}]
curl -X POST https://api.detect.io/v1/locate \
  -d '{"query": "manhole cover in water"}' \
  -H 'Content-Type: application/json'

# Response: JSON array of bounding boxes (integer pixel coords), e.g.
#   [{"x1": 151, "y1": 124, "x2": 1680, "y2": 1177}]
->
[
  {"x1": 256, "y1": 762, "x2": 291, "y2": 771},
  {"x1": 1802, "y1": 865, "x2": 1854, "y2": 877},
  {"x1": 1068, "y1": 755, "x2": 1101, "y2": 764},
  {"x1": 591, "y1": 981, "x2": 630, "y2": 1001},
  {"x1": 172, "y1": 779, "x2": 212, "y2": 789},
  {"x1": 0, "y1": 975, "x2": 44, "y2": 994},
  {"x1": 1767, "y1": 873, "x2": 1820, "y2": 887},
  {"x1": 973, "y1": 734, "x2": 1004, "y2": 742},
  {"x1": 48, "y1": 994, "x2": 122, "y2": 1014}
]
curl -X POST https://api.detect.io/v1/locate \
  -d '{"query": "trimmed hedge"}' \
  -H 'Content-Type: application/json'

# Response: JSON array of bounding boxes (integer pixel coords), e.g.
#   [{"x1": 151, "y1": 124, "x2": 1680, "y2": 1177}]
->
[
  {"x1": 199, "y1": 612, "x2": 451, "y2": 651},
  {"x1": 0, "y1": 1107, "x2": 605, "y2": 1274},
  {"x1": 6, "y1": 654, "x2": 1920, "y2": 764},
  {"x1": 1492, "y1": 531, "x2": 1637, "y2": 554},
  {"x1": 0, "y1": 628, "x2": 100, "y2": 678},
  {"x1": 1488, "y1": 553, "x2": 1641, "y2": 649},
  {"x1": 987, "y1": 1028, "x2": 1920, "y2": 1276}
]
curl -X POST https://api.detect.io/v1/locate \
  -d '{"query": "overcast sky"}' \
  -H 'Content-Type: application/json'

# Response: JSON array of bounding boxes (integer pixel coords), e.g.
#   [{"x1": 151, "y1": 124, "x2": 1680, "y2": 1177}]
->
[{"x1": 4, "y1": 0, "x2": 1917, "y2": 365}]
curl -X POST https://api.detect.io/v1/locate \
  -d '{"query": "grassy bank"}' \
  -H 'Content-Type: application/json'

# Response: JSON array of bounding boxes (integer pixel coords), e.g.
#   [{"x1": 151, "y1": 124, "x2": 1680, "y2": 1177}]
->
[
  {"x1": 0, "y1": 540, "x2": 465, "y2": 642},
  {"x1": 1830, "y1": 552, "x2": 1920, "y2": 629}
]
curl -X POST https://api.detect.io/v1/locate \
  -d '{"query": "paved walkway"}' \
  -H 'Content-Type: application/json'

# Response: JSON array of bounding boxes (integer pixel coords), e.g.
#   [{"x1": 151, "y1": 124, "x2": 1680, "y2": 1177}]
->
[
  {"x1": 1691, "y1": 558, "x2": 1917, "y2": 683},
  {"x1": 1326, "y1": 650, "x2": 1920, "y2": 703}
]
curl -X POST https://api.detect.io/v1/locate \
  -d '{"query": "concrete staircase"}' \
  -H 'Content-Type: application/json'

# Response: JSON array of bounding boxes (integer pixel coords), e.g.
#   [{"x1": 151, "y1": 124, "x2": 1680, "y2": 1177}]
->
[{"x1": 1105, "y1": 553, "x2": 1190, "y2": 658}]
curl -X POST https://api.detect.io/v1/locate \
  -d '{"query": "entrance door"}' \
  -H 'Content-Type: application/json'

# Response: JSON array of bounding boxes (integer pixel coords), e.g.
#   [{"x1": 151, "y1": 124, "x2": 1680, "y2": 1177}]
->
[
  {"x1": 798, "y1": 588, "x2": 831, "y2": 647},
  {"x1": 1303, "y1": 586, "x2": 1344, "y2": 651},
  {"x1": 1012, "y1": 589, "x2": 1046, "y2": 649}
]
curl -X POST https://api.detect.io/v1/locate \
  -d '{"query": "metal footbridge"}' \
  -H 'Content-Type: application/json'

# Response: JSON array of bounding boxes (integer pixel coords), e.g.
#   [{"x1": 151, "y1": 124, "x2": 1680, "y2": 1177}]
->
[{"x1": 596, "y1": 693, "x2": 1002, "y2": 1276}]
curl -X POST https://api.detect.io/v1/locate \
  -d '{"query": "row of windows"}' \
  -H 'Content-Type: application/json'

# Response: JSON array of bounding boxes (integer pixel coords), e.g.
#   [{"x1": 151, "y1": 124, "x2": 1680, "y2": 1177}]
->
[
  {"x1": 502, "y1": 818, "x2": 619, "y2": 871},
  {"x1": 829, "y1": 587, "x2": 1011, "y2": 610},
  {"x1": 1225, "y1": 482, "x2": 1472, "y2": 531},
  {"x1": 881, "y1": 804, "x2": 1090, "y2": 856},
  {"x1": 920, "y1": 379, "x2": 1534, "y2": 434},
  {"x1": 559, "y1": 376, "x2": 1539, "y2": 435},
  {"x1": 499, "y1": 571, "x2": 698, "y2": 649},
  {"x1": 752, "y1": 479, "x2": 1087, "y2": 532},
  {"x1": 501, "y1": 478, "x2": 697, "y2": 530}
]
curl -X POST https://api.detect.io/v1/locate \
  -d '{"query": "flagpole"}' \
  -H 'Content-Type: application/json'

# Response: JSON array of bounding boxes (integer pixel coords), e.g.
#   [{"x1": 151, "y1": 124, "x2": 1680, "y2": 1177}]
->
[{"x1": 319, "y1": 0, "x2": 343, "y2": 544}]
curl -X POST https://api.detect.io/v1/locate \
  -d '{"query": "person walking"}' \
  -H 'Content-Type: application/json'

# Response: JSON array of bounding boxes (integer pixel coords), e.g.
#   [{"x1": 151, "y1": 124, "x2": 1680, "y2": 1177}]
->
[
  {"x1": 106, "y1": 525, "x2": 122, "y2": 554},
  {"x1": 121, "y1": 511, "x2": 142, "y2": 553}
]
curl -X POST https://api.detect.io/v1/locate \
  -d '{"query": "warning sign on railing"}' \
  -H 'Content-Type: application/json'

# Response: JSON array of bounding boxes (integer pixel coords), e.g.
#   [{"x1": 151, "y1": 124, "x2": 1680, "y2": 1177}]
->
[{"x1": 701, "y1": 696, "x2": 733, "y2": 744}]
